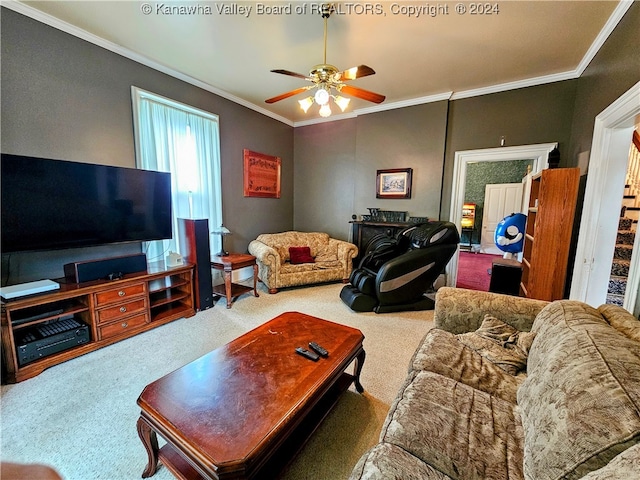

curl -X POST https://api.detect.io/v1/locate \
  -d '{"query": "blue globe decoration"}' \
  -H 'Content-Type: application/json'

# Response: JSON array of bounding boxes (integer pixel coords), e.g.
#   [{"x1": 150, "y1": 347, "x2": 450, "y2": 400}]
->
[{"x1": 494, "y1": 213, "x2": 527, "y2": 254}]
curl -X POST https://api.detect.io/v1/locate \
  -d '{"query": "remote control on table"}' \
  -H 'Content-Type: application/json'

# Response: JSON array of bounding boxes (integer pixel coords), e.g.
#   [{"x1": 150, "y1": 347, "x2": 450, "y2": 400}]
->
[
  {"x1": 308, "y1": 342, "x2": 328, "y2": 357},
  {"x1": 295, "y1": 347, "x2": 319, "y2": 361}
]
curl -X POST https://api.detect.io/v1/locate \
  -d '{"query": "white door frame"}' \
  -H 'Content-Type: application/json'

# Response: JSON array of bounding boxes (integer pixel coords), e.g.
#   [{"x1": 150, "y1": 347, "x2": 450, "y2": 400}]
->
[
  {"x1": 447, "y1": 143, "x2": 556, "y2": 287},
  {"x1": 570, "y1": 81, "x2": 640, "y2": 311}
]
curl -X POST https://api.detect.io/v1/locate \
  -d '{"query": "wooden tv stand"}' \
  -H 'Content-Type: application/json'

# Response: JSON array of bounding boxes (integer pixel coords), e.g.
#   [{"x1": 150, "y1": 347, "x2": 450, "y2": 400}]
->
[{"x1": 1, "y1": 263, "x2": 195, "y2": 383}]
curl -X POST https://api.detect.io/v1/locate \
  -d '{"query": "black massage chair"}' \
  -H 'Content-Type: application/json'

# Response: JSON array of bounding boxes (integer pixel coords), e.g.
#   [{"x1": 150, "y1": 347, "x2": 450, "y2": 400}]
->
[{"x1": 340, "y1": 221, "x2": 459, "y2": 313}]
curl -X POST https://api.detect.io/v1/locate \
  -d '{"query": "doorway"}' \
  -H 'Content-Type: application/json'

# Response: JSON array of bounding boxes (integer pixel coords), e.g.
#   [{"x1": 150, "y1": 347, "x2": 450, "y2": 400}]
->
[
  {"x1": 457, "y1": 178, "x2": 526, "y2": 291},
  {"x1": 480, "y1": 182, "x2": 525, "y2": 254},
  {"x1": 570, "y1": 81, "x2": 640, "y2": 314},
  {"x1": 447, "y1": 143, "x2": 557, "y2": 288}
]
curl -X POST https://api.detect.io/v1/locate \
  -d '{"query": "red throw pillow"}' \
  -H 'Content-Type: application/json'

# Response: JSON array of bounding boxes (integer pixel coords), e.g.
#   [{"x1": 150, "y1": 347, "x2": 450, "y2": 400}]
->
[{"x1": 289, "y1": 246, "x2": 315, "y2": 264}]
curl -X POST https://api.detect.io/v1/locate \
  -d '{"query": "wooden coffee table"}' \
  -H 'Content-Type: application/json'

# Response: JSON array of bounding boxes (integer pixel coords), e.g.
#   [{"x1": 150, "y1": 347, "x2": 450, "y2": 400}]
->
[{"x1": 136, "y1": 312, "x2": 366, "y2": 480}]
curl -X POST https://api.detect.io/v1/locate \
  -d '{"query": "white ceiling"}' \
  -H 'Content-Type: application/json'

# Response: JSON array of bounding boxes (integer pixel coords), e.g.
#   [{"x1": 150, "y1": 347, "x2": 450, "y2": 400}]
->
[{"x1": 8, "y1": 1, "x2": 631, "y2": 126}]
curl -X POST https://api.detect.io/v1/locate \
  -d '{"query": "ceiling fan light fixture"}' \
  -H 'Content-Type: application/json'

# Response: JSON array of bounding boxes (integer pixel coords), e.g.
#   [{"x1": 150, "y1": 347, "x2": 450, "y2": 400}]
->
[
  {"x1": 319, "y1": 103, "x2": 332, "y2": 118},
  {"x1": 314, "y1": 87, "x2": 330, "y2": 105},
  {"x1": 298, "y1": 96, "x2": 314, "y2": 113},
  {"x1": 266, "y1": 2, "x2": 384, "y2": 118},
  {"x1": 333, "y1": 95, "x2": 350, "y2": 112}
]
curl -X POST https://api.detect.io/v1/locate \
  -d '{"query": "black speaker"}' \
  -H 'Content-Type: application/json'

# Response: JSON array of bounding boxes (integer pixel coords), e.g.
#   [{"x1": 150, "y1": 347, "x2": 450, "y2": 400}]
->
[
  {"x1": 64, "y1": 253, "x2": 148, "y2": 283},
  {"x1": 177, "y1": 218, "x2": 214, "y2": 310}
]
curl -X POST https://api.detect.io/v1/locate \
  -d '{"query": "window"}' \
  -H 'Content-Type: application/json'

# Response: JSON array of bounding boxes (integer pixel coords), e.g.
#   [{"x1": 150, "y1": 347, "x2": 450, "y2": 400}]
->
[{"x1": 132, "y1": 87, "x2": 222, "y2": 261}]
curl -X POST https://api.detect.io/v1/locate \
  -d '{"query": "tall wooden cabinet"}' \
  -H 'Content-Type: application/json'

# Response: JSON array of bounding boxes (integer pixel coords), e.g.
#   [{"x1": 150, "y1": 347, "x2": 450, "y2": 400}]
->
[{"x1": 520, "y1": 168, "x2": 580, "y2": 301}]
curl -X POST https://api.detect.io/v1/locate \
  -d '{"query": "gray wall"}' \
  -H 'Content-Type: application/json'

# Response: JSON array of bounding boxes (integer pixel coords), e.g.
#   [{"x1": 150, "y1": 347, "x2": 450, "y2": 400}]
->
[
  {"x1": 440, "y1": 80, "x2": 579, "y2": 220},
  {"x1": 297, "y1": 78, "x2": 580, "y2": 230},
  {"x1": 1, "y1": 8, "x2": 293, "y2": 283},
  {"x1": 567, "y1": 2, "x2": 640, "y2": 165},
  {"x1": 2, "y1": 3, "x2": 638, "y2": 284},
  {"x1": 293, "y1": 118, "x2": 357, "y2": 240},
  {"x1": 293, "y1": 102, "x2": 448, "y2": 240}
]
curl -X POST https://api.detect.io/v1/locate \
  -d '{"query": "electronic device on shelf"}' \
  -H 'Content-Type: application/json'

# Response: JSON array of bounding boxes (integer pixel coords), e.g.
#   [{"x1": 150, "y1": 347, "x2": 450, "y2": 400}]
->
[
  {"x1": 0, "y1": 279, "x2": 60, "y2": 301},
  {"x1": 63, "y1": 253, "x2": 148, "y2": 283},
  {"x1": 11, "y1": 305, "x2": 65, "y2": 326},
  {"x1": 15, "y1": 316, "x2": 90, "y2": 366}
]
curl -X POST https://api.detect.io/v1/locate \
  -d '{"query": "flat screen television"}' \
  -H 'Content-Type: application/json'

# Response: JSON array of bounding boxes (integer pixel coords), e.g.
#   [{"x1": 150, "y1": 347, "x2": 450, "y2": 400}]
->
[{"x1": 1, "y1": 154, "x2": 173, "y2": 253}]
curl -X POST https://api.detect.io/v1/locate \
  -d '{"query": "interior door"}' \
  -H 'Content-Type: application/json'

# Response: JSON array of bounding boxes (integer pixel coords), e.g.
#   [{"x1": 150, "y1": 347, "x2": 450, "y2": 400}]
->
[{"x1": 480, "y1": 183, "x2": 524, "y2": 254}]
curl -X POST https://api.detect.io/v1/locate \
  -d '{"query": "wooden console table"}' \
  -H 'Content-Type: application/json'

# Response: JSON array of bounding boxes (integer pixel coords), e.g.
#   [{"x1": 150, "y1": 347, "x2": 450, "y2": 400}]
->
[
  {"x1": 1, "y1": 264, "x2": 195, "y2": 383},
  {"x1": 210, "y1": 253, "x2": 259, "y2": 309}
]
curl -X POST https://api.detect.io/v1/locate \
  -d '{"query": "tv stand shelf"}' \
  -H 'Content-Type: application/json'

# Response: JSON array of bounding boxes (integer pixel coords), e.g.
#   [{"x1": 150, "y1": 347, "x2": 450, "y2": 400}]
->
[
  {"x1": 10, "y1": 299, "x2": 89, "y2": 330},
  {"x1": 1, "y1": 263, "x2": 195, "y2": 383}
]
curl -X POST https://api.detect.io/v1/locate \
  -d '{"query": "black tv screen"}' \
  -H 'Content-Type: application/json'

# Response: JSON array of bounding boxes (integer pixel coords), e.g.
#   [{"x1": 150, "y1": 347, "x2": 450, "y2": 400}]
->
[{"x1": 1, "y1": 154, "x2": 173, "y2": 253}]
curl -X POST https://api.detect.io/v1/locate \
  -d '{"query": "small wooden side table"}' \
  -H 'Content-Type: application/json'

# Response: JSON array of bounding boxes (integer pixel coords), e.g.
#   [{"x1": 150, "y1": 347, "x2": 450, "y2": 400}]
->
[{"x1": 211, "y1": 253, "x2": 259, "y2": 309}]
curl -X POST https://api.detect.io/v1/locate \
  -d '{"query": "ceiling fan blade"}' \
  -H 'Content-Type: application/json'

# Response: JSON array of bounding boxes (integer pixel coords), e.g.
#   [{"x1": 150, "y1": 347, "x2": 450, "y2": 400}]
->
[
  {"x1": 265, "y1": 86, "x2": 311, "y2": 104},
  {"x1": 340, "y1": 84, "x2": 386, "y2": 104},
  {"x1": 337, "y1": 65, "x2": 376, "y2": 81},
  {"x1": 271, "y1": 69, "x2": 312, "y2": 81}
]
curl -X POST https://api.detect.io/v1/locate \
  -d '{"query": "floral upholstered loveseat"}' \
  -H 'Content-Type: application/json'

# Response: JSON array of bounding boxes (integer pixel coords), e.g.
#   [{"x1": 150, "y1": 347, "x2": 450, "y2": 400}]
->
[
  {"x1": 350, "y1": 287, "x2": 640, "y2": 480},
  {"x1": 247, "y1": 231, "x2": 358, "y2": 293}
]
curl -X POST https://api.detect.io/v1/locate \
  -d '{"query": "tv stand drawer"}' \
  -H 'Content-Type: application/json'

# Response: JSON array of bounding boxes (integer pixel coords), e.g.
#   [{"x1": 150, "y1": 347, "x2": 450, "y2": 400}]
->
[
  {"x1": 96, "y1": 298, "x2": 148, "y2": 324},
  {"x1": 94, "y1": 283, "x2": 146, "y2": 306},
  {"x1": 98, "y1": 313, "x2": 149, "y2": 340}
]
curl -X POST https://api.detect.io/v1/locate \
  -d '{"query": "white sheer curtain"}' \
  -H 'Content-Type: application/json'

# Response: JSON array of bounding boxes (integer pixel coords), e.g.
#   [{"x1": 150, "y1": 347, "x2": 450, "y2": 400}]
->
[{"x1": 132, "y1": 87, "x2": 222, "y2": 261}]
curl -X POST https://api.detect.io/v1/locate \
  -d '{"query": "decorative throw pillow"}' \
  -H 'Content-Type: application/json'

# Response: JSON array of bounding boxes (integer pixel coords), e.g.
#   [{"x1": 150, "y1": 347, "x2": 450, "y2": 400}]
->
[
  {"x1": 457, "y1": 314, "x2": 535, "y2": 375},
  {"x1": 289, "y1": 246, "x2": 315, "y2": 264}
]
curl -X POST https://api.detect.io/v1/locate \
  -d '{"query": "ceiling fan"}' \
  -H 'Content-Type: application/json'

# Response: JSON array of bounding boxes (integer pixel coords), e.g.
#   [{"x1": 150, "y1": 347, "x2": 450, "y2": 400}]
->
[{"x1": 265, "y1": 3, "x2": 385, "y2": 117}]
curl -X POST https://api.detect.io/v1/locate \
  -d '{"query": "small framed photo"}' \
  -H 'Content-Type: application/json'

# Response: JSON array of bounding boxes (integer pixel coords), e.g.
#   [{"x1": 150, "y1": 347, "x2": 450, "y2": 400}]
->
[
  {"x1": 243, "y1": 149, "x2": 281, "y2": 198},
  {"x1": 376, "y1": 168, "x2": 413, "y2": 199}
]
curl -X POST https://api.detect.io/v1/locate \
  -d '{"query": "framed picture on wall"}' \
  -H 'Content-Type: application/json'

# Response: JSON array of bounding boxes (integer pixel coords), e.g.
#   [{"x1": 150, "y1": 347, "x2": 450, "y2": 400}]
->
[
  {"x1": 243, "y1": 149, "x2": 281, "y2": 198},
  {"x1": 376, "y1": 168, "x2": 413, "y2": 199}
]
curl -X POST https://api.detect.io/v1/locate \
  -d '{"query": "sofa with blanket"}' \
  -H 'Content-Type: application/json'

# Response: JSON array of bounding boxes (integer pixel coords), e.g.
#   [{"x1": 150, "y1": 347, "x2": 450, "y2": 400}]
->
[
  {"x1": 247, "y1": 231, "x2": 358, "y2": 293},
  {"x1": 349, "y1": 287, "x2": 640, "y2": 480}
]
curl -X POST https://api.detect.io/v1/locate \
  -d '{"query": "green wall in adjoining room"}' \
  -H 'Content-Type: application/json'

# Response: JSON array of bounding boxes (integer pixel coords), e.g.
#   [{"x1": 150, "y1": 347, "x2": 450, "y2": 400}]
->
[
  {"x1": 462, "y1": 159, "x2": 533, "y2": 244},
  {"x1": 465, "y1": 160, "x2": 532, "y2": 206}
]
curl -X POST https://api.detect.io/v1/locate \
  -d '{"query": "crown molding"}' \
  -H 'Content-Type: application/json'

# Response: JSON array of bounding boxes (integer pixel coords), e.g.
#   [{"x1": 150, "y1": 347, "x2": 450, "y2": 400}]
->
[
  {"x1": 294, "y1": 111, "x2": 358, "y2": 128},
  {"x1": 450, "y1": 0, "x2": 635, "y2": 101},
  {"x1": 4, "y1": 0, "x2": 632, "y2": 128},
  {"x1": 2, "y1": 0, "x2": 295, "y2": 127},
  {"x1": 293, "y1": 91, "x2": 454, "y2": 127},
  {"x1": 354, "y1": 91, "x2": 454, "y2": 116},
  {"x1": 450, "y1": 70, "x2": 578, "y2": 101},
  {"x1": 576, "y1": 0, "x2": 634, "y2": 76}
]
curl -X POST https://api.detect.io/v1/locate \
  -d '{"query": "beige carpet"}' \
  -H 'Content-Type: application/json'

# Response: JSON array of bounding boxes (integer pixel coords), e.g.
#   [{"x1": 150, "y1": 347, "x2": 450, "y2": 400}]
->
[{"x1": 0, "y1": 282, "x2": 434, "y2": 480}]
